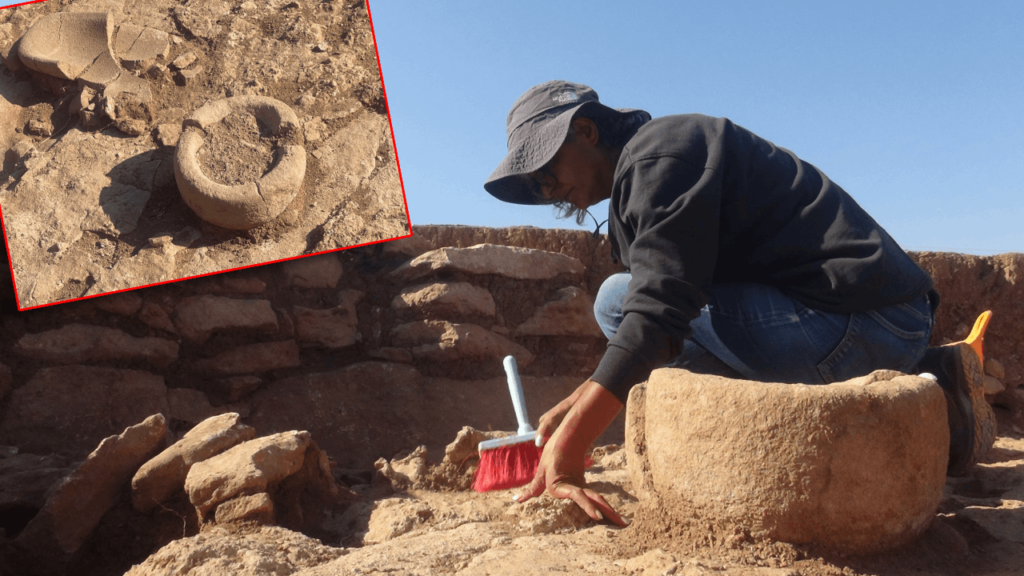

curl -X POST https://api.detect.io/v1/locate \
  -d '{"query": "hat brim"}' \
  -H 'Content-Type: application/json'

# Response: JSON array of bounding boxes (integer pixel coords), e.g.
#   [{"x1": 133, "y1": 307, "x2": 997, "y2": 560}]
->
[{"x1": 484, "y1": 101, "x2": 620, "y2": 205}]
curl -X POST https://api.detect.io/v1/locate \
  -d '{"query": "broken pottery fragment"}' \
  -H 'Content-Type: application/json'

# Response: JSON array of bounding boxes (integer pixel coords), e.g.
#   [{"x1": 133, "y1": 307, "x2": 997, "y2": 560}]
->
[
  {"x1": 625, "y1": 369, "x2": 947, "y2": 555},
  {"x1": 174, "y1": 96, "x2": 306, "y2": 230},
  {"x1": 17, "y1": 12, "x2": 155, "y2": 101}
]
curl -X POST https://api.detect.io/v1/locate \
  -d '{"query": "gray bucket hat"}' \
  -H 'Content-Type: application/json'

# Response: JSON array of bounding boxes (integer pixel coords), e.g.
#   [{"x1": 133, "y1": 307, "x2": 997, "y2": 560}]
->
[{"x1": 484, "y1": 80, "x2": 635, "y2": 205}]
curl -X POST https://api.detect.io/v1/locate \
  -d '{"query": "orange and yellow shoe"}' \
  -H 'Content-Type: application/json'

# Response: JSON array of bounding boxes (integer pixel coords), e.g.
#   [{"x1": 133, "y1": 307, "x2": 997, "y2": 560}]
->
[{"x1": 918, "y1": 311, "x2": 996, "y2": 476}]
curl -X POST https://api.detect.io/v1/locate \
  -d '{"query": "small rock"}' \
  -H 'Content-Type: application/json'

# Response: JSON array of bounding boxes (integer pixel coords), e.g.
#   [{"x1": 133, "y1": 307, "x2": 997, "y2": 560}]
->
[
  {"x1": 25, "y1": 119, "x2": 53, "y2": 137},
  {"x1": 374, "y1": 446, "x2": 427, "y2": 490},
  {"x1": 215, "y1": 492, "x2": 275, "y2": 525},
  {"x1": 170, "y1": 51, "x2": 198, "y2": 70},
  {"x1": 5, "y1": 139, "x2": 36, "y2": 165},
  {"x1": 177, "y1": 65, "x2": 203, "y2": 86},
  {"x1": 985, "y1": 358, "x2": 1006, "y2": 380},
  {"x1": 983, "y1": 375, "x2": 1006, "y2": 395},
  {"x1": 139, "y1": 301, "x2": 178, "y2": 333},
  {"x1": 504, "y1": 493, "x2": 591, "y2": 534},
  {"x1": 115, "y1": 118, "x2": 149, "y2": 137},
  {"x1": 313, "y1": 43, "x2": 329, "y2": 52},
  {"x1": 154, "y1": 123, "x2": 182, "y2": 147}
]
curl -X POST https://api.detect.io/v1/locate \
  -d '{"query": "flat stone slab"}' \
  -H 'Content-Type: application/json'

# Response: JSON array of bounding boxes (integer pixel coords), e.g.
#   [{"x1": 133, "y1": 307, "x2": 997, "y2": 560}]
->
[
  {"x1": 193, "y1": 340, "x2": 301, "y2": 376},
  {"x1": 132, "y1": 413, "x2": 255, "y2": 513},
  {"x1": 390, "y1": 244, "x2": 585, "y2": 283},
  {"x1": 391, "y1": 320, "x2": 535, "y2": 366},
  {"x1": 282, "y1": 253, "x2": 343, "y2": 288},
  {"x1": 392, "y1": 281, "x2": 496, "y2": 318},
  {"x1": 625, "y1": 369, "x2": 948, "y2": 555},
  {"x1": 14, "y1": 324, "x2": 178, "y2": 367},
  {"x1": 0, "y1": 454, "x2": 72, "y2": 511},
  {"x1": 514, "y1": 286, "x2": 603, "y2": 337},
  {"x1": 173, "y1": 295, "x2": 279, "y2": 344}
]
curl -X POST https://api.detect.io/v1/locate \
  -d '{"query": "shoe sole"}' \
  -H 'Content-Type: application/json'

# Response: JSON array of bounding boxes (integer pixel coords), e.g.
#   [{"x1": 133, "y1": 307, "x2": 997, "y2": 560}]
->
[{"x1": 950, "y1": 341, "x2": 997, "y2": 470}]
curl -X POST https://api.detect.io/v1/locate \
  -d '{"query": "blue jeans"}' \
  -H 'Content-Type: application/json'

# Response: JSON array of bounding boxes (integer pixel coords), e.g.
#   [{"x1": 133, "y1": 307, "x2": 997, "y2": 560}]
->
[{"x1": 594, "y1": 273, "x2": 933, "y2": 384}]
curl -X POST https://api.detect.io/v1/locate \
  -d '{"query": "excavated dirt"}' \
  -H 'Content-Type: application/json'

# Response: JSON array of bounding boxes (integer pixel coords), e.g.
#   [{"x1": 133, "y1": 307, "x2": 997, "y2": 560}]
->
[
  {"x1": 0, "y1": 0, "x2": 409, "y2": 309},
  {"x1": 196, "y1": 110, "x2": 277, "y2": 185}
]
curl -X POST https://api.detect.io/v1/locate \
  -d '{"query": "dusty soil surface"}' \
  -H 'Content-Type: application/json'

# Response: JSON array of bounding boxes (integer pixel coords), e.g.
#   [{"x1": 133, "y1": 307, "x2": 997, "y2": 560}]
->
[
  {"x1": 0, "y1": 0, "x2": 409, "y2": 309},
  {"x1": 197, "y1": 110, "x2": 278, "y2": 185},
  {"x1": 110, "y1": 414, "x2": 1024, "y2": 576}
]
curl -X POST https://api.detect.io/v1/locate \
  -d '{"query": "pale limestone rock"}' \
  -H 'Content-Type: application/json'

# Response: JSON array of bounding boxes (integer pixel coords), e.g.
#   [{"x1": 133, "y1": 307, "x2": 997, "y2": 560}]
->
[
  {"x1": 381, "y1": 234, "x2": 433, "y2": 259},
  {"x1": 514, "y1": 286, "x2": 603, "y2": 337},
  {"x1": 282, "y1": 253, "x2": 343, "y2": 289},
  {"x1": 293, "y1": 290, "x2": 362, "y2": 348},
  {"x1": 173, "y1": 295, "x2": 278, "y2": 343},
  {"x1": 391, "y1": 320, "x2": 534, "y2": 366},
  {"x1": 193, "y1": 340, "x2": 301, "y2": 376},
  {"x1": 391, "y1": 244, "x2": 585, "y2": 283},
  {"x1": 0, "y1": 366, "x2": 168, "y2": 457},
  {"x1": 215, "y1": 492, "x2": 274, "y2": 525},
  {"x1": 362, "y1": 497, "x2": 433, "y2": 544},
  {"x1": 625, "y1": 369, "x2": 947, "y2": 555},
  {"x1": 93, "y1": 291, "x2": 142, "y2": 315},
  {"x1": 14, "y1": 324, "x2": 178, "y2": 367},
  {"x1": 374, "y1": 445, "x2": 427, "y2": 490},
  {"x1": 392, "y1": 281, "x2": 496, "y2": 318},
  {"x1": 123, "y1": 526, "x2": 344, "y2": 576},
  {"x1": 15, "y1": 414, "x2": 166, "y2": 558},
  {"x1": 185, "y1": 430, "x2": 311, "y2": 516},
  {"x1": 132, "y1": 412, "x2": 255, "y2": 513}
]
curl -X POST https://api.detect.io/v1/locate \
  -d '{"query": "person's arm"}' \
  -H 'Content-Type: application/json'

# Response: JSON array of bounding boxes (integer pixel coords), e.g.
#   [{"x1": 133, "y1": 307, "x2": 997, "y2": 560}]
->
[{"x1": 513, "y1": 379, "x2": 625, "y2": 526}]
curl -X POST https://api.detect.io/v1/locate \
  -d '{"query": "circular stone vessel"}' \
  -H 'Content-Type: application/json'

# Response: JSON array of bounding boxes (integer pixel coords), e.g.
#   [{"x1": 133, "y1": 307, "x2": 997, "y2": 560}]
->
[
  {"x1": 625, "y1": 369, "x2": 948, "y2": 555},
  {"x1": 173, "y1": 96, "x2": 306, "y2": 230}
]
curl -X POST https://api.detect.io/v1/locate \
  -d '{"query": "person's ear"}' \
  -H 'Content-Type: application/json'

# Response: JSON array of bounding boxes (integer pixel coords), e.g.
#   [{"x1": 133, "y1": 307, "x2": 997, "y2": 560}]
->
[{"x1": 571, "y1": 117, "x2": 600, "y2": 146}]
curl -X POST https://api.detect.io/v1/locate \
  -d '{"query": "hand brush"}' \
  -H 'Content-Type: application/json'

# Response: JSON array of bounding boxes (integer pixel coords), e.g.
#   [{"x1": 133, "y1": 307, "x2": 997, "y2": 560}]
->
[{"x1": 472, "y1": 355, "x2": 542, "y2": 492}]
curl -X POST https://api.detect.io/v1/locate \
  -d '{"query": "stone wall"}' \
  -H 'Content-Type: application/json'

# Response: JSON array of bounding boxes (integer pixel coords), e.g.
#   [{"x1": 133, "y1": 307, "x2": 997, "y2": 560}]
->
[{"x1": 0, "y1": 225, "x2": 1020, "y2": 472}]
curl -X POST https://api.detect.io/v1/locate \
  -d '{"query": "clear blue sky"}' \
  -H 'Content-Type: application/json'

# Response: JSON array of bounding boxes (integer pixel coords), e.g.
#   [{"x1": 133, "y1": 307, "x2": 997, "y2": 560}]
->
[{"x1": 370, "y1": 1, "x2": 1023, "y2": 256}]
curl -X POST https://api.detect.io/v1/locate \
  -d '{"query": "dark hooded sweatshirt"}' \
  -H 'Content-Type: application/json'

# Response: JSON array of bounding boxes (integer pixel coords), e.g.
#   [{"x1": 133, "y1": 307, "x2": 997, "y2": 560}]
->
[{"x1": 589, "y1": 114, "x2": 934, "y2": 402}]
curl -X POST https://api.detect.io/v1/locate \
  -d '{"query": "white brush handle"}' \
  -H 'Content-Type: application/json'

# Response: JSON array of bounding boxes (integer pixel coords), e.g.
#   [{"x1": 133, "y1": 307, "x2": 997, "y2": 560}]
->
[{"x1": 503, "y1": 355, "x2": 534, "y2": 436}]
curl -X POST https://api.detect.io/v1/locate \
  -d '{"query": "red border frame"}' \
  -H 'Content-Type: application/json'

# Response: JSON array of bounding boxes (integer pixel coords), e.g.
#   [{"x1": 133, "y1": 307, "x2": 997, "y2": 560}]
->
[{"x1": 1, "y1": 0, "x2": 413, "y2": 311}]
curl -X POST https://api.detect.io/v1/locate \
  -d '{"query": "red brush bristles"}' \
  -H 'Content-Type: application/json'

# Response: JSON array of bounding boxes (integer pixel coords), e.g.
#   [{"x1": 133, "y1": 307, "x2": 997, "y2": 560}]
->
[{"x1": 472, "y1": 441, "x2": 541, "y2": 492}]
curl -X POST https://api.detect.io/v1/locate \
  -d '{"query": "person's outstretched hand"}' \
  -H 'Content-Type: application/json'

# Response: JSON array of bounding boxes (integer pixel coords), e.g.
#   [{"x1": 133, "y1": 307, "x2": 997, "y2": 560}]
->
[{"x1": 514, "y1": 380, "x2": 627, "y2": 527}]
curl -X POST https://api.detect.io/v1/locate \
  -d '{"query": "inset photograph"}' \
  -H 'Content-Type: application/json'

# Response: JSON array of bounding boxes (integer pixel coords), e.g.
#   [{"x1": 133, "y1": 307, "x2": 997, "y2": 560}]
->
[{"x1": 0, "y1": 0, "x2": 409, "y2": 309}]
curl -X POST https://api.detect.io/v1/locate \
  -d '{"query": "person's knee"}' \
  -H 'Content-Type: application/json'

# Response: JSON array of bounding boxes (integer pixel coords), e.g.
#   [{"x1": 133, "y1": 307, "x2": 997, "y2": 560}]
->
[{"x1": 594, "y1": 272, "x2": 631, "y2": 340}]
